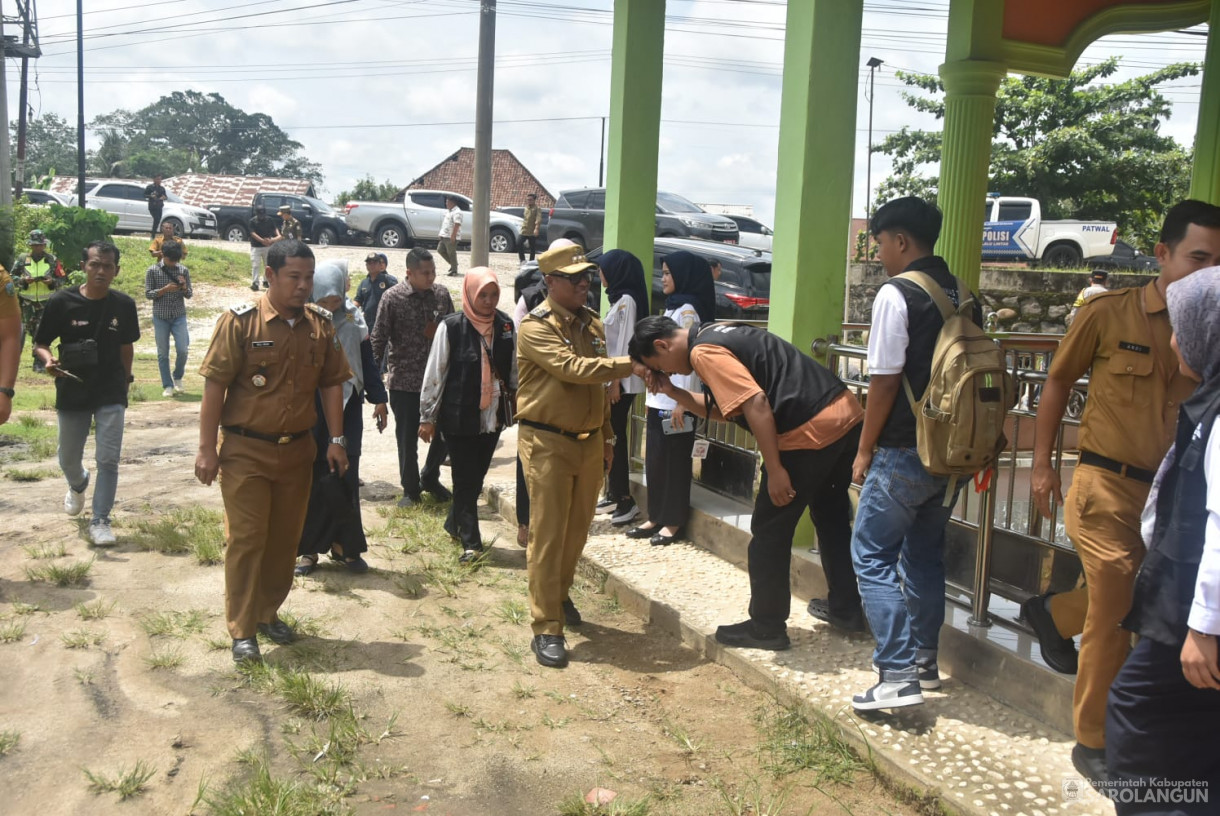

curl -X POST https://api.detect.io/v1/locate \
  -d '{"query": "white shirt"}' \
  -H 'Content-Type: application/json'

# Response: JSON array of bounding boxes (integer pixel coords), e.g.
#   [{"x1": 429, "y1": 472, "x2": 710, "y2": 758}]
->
[
  {"x1": 419, "y1": 323, "x2": 518, "y2": 434},
  {"x1": 646, "y1": 303, "x2": 700, "y2": 411},
  {"x1": 603, "y1": 296, "x2": 644, "y2": 394},
  {"x1": 866, "y1": 283, "x2": 910, "y2": 375},
  {"x1": 439, "y1": 206, "x2": 463, "y2": 241}
]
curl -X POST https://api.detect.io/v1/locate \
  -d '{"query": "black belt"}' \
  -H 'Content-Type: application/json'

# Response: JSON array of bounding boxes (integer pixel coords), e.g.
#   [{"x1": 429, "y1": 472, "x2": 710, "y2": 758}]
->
[
  {"x1": 222, "y1": 426, "x2": 311, "y2": 445},
  {"x1": 519, "y1": 419, "x2": 600, "y2": 441},
  {"x1": 1079, "y1": 451, "x2": 1156, "y2": 484}
]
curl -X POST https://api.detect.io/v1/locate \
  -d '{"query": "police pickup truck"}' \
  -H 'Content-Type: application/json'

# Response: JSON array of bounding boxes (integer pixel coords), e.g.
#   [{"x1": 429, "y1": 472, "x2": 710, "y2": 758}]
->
[{"x1": 982, "y1": 196, "x2": 1116, "y2": 267}]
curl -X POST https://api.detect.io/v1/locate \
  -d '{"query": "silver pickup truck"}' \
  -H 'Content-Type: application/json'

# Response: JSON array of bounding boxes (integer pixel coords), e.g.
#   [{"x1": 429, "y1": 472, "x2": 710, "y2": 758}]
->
[{"x1": 343, "y1": 189, "x2": 524, "y2": 252}]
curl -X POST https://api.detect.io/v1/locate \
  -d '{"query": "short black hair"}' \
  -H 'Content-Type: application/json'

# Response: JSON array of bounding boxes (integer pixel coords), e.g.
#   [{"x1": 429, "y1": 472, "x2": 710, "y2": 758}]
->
[
  {"x1": 1159, "y1": 199, "x2": 1220, "y2": 248},
  {"x1": 82, "y1": 240, "x2": 120, "y2": 267},
  {"x1": 627, "y1": 315, "x2": 681, "y2": 362},
  {"x1": 267, "y1": 238, "x2": 313, "y2": 272},
  {"x1": 1089, "y1": 269, "x2": 1108, "y2": 282},
  {"x1": 869, "y1": 196, "x2": 942, "y2": 250},
  {"x1": 406, "y1": 247, "x2": 434, "y2": 270},
  {"x1": 161, "y1": 240, "x2": 183, "y2": 262},
  {"x1": 527, "y1": 193, "x2": 536, "y2": 199}
]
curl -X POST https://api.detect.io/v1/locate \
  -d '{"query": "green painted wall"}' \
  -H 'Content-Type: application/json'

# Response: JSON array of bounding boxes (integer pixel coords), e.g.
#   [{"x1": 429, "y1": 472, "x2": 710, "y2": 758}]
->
[{"x1": 1191, "y1": 0, "x2": 1220, "y2": 203}]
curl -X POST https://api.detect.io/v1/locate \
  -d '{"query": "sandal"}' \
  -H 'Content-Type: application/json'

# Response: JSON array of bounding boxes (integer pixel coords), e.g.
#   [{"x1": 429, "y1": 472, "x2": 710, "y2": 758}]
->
[
  {"x1": 294, "y1": 555, "x2": 318, "y2": 576},
  {"x1": 328, "y1": 549, "x2": 369, "y2": 573}
]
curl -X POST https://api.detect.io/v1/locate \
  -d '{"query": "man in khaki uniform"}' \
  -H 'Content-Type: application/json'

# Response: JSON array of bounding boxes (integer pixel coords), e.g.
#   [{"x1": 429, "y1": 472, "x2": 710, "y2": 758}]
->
[
  {"x1": 517, "y1": 243, "x2": 638, "y2": 668},
  {"x1": 1029, "y1": 199, "x2": 1220, "y2": 781},
  {"x1": 277, "y1": 204, "x2": 303, "y2": 241},
  {"x1": 195, "y1": 239, "x2": 351, "y2": 664},
  {"x1": 518, "y1": 193, "x2": 541, "y2": 262}
]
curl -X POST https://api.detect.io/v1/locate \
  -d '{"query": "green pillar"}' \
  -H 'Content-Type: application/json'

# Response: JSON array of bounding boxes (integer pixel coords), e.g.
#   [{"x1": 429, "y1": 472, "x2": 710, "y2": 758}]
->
[
  {"x1": 1190, "y1": 0, "x2": 1220, "y2": 204},
  {"x1": 935, "y1": 60, "x2": 1005, "y2": 292},
  {"x1": 767, "y1": 0, "x2": 863, "y2": 348},
  {"x1": 603, "y1": 0, "x2": 665, "y2": 309}
]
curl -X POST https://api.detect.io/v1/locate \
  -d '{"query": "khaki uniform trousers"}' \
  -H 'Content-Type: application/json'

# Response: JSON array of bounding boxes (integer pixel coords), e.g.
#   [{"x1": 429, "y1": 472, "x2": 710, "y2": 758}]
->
[
  {"x1": 219, "y1": 433, "x2": 316, "y2": 639},
  {"x1": 1050, "y1": 465, "x2": 1149, "y2": 749},
  {"x1": 519, "y1": 424, "x2": 604, "y2": 636}
]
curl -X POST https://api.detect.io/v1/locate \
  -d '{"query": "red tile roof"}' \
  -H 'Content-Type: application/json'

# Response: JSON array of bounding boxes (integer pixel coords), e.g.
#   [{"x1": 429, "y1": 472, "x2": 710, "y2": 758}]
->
[
  {"x1": 47, "y1": 173, "x2": 316, "y2": 208},
  {"x1": 399, "y1": 148, "x2": 554, "y2": 209}
]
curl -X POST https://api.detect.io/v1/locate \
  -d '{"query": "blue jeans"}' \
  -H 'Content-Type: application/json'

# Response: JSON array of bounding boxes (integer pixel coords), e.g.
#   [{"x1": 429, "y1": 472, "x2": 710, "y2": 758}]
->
[
  {"x1": 153, "y1": 314, "x2": 189, "y2": 388},
  {"x1": 851, "y1": 446, "x2": 957, "y2": 681},
  {"x1": 58, "y1": 404, "x2": 125, "y2": 523}
]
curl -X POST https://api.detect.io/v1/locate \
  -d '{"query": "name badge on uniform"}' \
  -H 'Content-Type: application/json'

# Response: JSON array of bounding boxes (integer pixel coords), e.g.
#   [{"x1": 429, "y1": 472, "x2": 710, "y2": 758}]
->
[
  {"x1": 252, "y1": 374, "x2": 267, "y2": 387},
  {"x1": 1118, "y1": 341, "x2": 1150, "y2": 354},
  {"x1": 252, "y1": 341, "x2": 274, "y2": 348},
  {"x1": 692, "y1": 439, "x2": 710, "y2": 460},
  {"x1": 591, "y1": 337, "x2": 607, "y2": 357}
]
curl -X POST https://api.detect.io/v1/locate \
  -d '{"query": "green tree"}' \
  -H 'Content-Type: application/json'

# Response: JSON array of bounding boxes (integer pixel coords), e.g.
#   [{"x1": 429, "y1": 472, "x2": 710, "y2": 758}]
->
[
  {"x1": 875, "y1": 58, "x2": 1197, "y2": 252},
  {"x1": 88, "y1": 90, "x2": 323, "y2": 185},
  {"x1": 335, "y1": 175, "x2": 401, "y2": 206},
  {"x1": 10, "y1": 113, "x2": 78, "y2": 185}
]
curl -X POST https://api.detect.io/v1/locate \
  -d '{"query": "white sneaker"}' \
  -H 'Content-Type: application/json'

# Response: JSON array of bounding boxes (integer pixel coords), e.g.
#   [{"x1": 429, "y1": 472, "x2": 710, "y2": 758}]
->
[
  {"x1": 64, "y1": 470, "x2": 89, "y2": 516},
  {"x1": 162, "y1": 386, "x2": 175, "y2": 397},
  {"x1": 851, "y1": 679, "x2": 924, "y2": 711},
  {"x1": 89, "y1": 519, "x2": 116, "y2": 547},
  {"x1": 173, "y1": 379, "x2": 185, "y2": 394}
]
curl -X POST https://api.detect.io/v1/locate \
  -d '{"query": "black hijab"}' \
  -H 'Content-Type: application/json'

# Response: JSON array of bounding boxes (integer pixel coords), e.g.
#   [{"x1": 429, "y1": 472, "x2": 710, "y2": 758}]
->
[
  {"x1": 598, "y1": 249, "x2": 650, "y2": 316},
  {"x1": 663, "y1": 250, "x2": 715, "y2": 323}
]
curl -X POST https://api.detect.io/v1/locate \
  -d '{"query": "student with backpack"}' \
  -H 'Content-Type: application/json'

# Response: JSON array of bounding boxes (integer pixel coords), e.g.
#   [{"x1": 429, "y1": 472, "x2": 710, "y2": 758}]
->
[{"x1": 850, "y1": 197, "x2": 1007, "y2": 711}]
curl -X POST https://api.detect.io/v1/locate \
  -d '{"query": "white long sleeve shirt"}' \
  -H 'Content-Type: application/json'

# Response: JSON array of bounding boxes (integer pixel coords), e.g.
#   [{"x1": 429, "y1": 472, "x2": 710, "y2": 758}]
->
[{"x1": 419, "y1": 324, "x2": 519, "y2": 434}]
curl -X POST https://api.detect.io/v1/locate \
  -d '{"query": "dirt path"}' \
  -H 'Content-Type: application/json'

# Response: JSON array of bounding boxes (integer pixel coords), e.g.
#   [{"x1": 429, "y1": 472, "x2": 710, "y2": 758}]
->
[{"x1": 0, "y1": 258, "x2": 914, "y2": 816}]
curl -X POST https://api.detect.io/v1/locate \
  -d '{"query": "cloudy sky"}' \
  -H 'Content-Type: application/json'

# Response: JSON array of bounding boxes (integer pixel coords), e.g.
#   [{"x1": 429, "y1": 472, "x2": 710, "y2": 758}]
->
[{"x1": 18, "y1": 0, "x2": 1211, "y2": 225}]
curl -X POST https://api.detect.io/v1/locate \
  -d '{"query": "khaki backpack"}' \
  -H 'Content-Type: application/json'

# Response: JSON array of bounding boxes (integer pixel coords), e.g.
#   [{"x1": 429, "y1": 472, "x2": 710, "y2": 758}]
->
[{"x1": 898, "y1": 272, "x2": 1015, "y2": 493}]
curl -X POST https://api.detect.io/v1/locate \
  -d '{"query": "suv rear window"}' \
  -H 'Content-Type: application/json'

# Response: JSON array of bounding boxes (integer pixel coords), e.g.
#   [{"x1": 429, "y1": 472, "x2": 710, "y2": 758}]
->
[
  {"x1": 744, "y1": 261, "x2": 771, "y2": 294},
  {"x1": 560, "y1": 190, "x2": 590, "y2": 208}
]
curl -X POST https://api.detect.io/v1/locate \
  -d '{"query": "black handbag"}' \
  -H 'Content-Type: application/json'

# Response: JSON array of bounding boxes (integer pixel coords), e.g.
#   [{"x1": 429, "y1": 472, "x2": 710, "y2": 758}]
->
[
  {"x1": 478, "y1": 333, "x2": 516, "y2": 430},
  {"x1": 58, "y1": 294, "x2": 111, "y2": 369}
]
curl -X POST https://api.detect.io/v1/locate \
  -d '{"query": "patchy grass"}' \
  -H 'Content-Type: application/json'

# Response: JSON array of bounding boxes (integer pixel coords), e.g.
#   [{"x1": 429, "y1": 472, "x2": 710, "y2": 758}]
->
[
  {"x1": 276, "y1": 609, "x2": 329, "y2": 639},
  {"x1": 662, "y1": 719, "x2": 703, "y2": 756},
  {"x1": 236, "y1": 662, "x2": 352, "y2": 722},
  {"x1": 144, "y1": 647, "x2": 185, "y2": 671},
  {"x1": 23, "y1": 541, "x2": 67, "y2": 560},
  {"x1": 127, "y1": 506, "x2": 225, "y2": 565},
  {"x1": 710, "y1": 776, "x2": 791, "y2": 816},
  {"x1": 512, "y1": 680, "x2": 536, "y2": 700},
  {"x1": 75, "y1": 599, "x2": 115, "y2": 620},
  {"x1": 61, "y1": 628, "x2": 107, "y2": 649},
  {"x1": 201, "y1": 752, "x2": 350, "y2": 816},
  {"x1": 83, "y1": 760, "x2": 157, "y2": 801},
  {"x1": 495, "y1": 598, "x2": 528, "y2": 625},
  {"x1": 112, "y1": 235, "x2": 249, "y2": 290},
  {"x1": 0, "y1": 619, "x2": 28, "y2": 643},
  {"x1": 10, "y1": 602, "x2": 41, "y2": 616},
  {"x1": 138, "y1": 608, "x2": 209, "y2": 638},
  {"x1": 25, "y1": 558, "x2": 94, "y2": 587},
  {"x1": 0, "y1": 412, "x2": 57, "y2": 463},
  {"x1": 4, "y1": 466, "x2": 57, "y2": 482},
  {"x1": 0, "y1": 729, "x2": 19, "y2": 757},
  {"x1": 557, "y1": 791, "x2": 653, "y2": 816},
  {"x1": 74, "y1": 668, "x2": 95, "y2": 685},
  {"x1": 755, "y1": 701, "x2": 867, "y2": 785}
]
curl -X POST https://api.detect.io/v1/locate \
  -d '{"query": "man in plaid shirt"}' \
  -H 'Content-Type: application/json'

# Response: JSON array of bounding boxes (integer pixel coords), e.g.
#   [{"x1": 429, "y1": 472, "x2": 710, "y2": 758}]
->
[{"x1": 144, "y1": 240, "x2": 193, "y2": 397}]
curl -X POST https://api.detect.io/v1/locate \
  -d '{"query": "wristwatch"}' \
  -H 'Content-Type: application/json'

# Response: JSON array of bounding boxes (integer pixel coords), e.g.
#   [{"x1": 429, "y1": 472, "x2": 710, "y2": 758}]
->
[
  {"x1": 328, "y1": 436, "x2": 347, "y2": 448},
  {"x1": 605, "y1": 436, "x2": 617, "y2": 446},
  {"x1": 0, "y1": 387, "x2": 13, "y2": 398}
]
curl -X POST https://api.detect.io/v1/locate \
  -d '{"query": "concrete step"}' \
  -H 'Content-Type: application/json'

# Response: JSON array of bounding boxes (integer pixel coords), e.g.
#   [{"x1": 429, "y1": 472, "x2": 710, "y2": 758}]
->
[{"x1": 486, "y1": 477, "x2": 1113, "y2": 816}]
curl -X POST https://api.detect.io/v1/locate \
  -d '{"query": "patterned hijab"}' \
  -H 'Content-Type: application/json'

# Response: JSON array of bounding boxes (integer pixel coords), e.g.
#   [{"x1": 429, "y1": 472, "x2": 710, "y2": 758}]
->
[{"x1": 1167, "y1": 266, "x2": 1220, "y2": 384}]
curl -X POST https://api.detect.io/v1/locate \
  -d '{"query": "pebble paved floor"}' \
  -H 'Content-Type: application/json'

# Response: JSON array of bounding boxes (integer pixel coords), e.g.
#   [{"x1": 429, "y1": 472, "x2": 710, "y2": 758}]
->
[{"x1": 486, "y1": 475, "x2": 1114, "y2": 816}]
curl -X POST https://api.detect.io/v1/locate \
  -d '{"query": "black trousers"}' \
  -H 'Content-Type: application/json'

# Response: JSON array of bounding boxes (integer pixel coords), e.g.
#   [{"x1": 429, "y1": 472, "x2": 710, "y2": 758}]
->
[
  {"x1": 445, "y1": 432, "x2": 500, "y2": 550},
  {"x1": 517, "y1": 234, "x2": 539, "y2": 261},
  {"x1": 516, "y1": 454, "x2": 530, "y2": 526},
  {"x1": 645, "y1": 407, "x2": 695, "y2": 529},
  {"x1": 606, "y1": 395, "x2": 635, "y2": 502},
  {"x1": 389, "y1": 390, "x2": 447, "y2": 497},
  {"x1": 1106, "y1": 636, "x2": 1220, "y2": 814},
  {"x1": 149, "y1": 206, "x2": 163, "y2": 237},
  {"x1": 748, "y1": 424, "x2": 861, "y2": 634}
]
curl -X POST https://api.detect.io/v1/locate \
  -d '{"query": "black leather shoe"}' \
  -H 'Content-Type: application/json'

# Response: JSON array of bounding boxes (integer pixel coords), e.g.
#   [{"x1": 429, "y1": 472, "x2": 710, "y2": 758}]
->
[
  {"x1": 257, "y1": 620, "x2": 296, "y2": 645},
  {"x1": 423, "y1": 482, "x2": 453, "y2": 502},
  {"x1": 650, "y1": 531, "x2": 681, "y2": 546},
  {"x1": 531, "y1": 634, "x2": 568, "y2": 668},
  {"x1": 397, "y1": 494, "x2": 420, "y2": 509},
  {"x1": 458, "y1": 547, "x2": 483, "y2": 564},
  {"x1": 562, "y1": 599, "x2": 582, "y2": 627},
  {"x1": 714, "y1": 620, "x2": 791, "y2": 651},
  {"x1": 1071, "y1": 743, "x2": 1108, "y2": 786},
  {"x1": 625, "y1": 525, "x2": 657, "y2": 540},
  {"x1": 1021, "y1": 593, "x2": 1078, "y2": 674},
  {"x1": 232, "y1": 637, "x2": 261, "y2": 663},
  {"x1": 807, "y1": 598, "x2": 868, "y2": 634}
]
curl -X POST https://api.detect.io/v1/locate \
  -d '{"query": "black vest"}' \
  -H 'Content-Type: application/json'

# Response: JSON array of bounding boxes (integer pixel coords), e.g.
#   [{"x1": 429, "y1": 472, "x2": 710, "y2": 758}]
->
[
  {"x1": 1123, "y1": 384, "x2": 1220, "y2": 646},
  {"x1": 688, "y1": 322, "x2": 846, "y2": 435},
  {"x1": 876, "y1": 256, "x2": 983, "y2": 449},
  {"x1": 437, "y1": 310, "x2": 515, "y2": 437}
]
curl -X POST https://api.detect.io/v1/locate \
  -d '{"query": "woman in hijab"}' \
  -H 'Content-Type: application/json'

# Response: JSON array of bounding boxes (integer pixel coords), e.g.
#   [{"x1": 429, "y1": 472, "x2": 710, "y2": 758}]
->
[
  {"x1": 627, "y1": 251, "x2": 715, "y2": 546},
  {"x1": 296, "y1": 260, "x2": 389, "y2": 575},
  {"x1": 420, "y1": 268, "x2": 517, "y2": 563},
  {"x1": 1105, "y1": 266, "x2": 1220, "y2": 810},
  {"x1": 596, "y1": 249, "x2": 650, "y2": 527}
]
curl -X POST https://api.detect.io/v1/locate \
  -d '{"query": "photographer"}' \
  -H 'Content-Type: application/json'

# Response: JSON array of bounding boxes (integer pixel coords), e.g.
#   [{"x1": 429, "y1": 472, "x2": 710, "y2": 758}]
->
[
  {"x1": 144, "y1": 240, "x2": 193, "y2": 397},
  {"x1": 33, "y1": 241, "x2": 140, "y2": 547}
]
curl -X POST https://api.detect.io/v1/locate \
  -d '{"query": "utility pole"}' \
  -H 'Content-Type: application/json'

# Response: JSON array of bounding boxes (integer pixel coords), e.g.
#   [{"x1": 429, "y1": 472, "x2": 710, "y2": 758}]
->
[
  {"x1": 598, "y1": 116, "x2": 605, "y2": 187},
  {"x1": 15, "y1": 3, "x2": 32, "y2": 198},
  {"x1": 76, "y1": 0, "x2": 84, "y2": 207},
  {"x1": 470, "y1": 0, "x2": 495, "y2": 266},
  {"x1": 0, "y1": 9, "x2": 11, "y2": 207},
  {"x1": 864, "y1": 57, "x2": 883, "y2": 262}
]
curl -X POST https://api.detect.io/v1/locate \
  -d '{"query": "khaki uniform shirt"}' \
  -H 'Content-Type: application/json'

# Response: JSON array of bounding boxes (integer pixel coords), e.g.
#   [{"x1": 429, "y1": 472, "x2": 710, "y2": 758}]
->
[
  {"x1": 1048, "y1": 280, "x2": 1195, "y2": 471},
  {"x1": 279, "y1": 216, "x2": 303, "y2": 240},
  {"x1": 522, "y1": 205, "x2": 541, "y2": 237},
  {"x1": 516, "y1": 297, "x2": 634, "y2": 438},
  {"x1": 149, "y1": 234, "x2": 187, "y2": 259},
  {"x1": 199, "y1": 296, "x2": 351, "y2": 435},
  {"x1": 0, "y1": 266, "x2": 19, "y2": 320}
]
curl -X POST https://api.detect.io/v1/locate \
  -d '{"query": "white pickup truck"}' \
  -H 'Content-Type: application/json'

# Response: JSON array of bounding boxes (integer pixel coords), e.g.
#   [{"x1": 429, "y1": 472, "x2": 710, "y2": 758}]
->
[
  {"x1": 344, "y1": 189, "x2": 524, "y2": 252},
  {"x1": 982, "y1": 196, "x2": 1116, "y2": 267}
]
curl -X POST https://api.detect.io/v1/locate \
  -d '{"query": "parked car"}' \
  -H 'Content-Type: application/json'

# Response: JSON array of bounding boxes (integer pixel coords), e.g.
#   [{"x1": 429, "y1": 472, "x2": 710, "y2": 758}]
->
[
  {"x1": 15, "y1": 189, "x2": 71, "y2": 207},
  {"x1": 76, "y1": 180, "x2": 218, "y2": 238},
  {"x1": 728, "y1": 215, "x2": 773, "y2": 252},
  {"x1": 585, "y1": 237, "x2": 771, "y2": 321},
  {"x1": 210, "y1": 192, "x2": 350, "y2": 245},
  {"x1": 547, "y1": 188, "x2": 739, "y2": 249},
  {"x1": 982, "y1": 195, "x2": 1116, "y2": 267},
  {"x1": 497, "y1": 206, "x2": 550, "y2": 252},
  {"x1": 1086, "y1": 239, "x2": 1159, "y2": 272},
  {"x1": 344, "y1": 190, "x2": 524, "y2": 252}
]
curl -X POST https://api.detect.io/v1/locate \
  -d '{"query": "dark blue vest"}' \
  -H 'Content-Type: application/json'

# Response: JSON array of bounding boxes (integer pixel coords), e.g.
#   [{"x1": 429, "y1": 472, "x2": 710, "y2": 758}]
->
[{"x1": 437, "y1": 310, "x2": 515, "y2": 437}]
